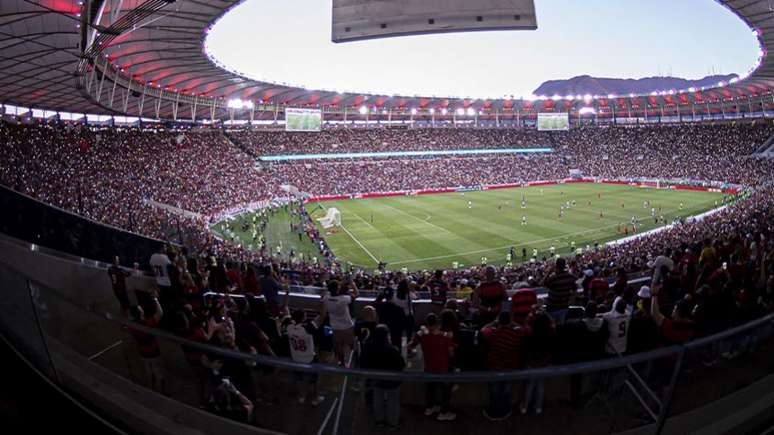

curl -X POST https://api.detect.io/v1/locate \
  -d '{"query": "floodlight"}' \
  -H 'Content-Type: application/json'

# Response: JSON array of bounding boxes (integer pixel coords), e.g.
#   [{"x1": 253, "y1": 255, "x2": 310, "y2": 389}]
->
[
  {"x1": 579, "y1": 107, "x2": 596, "y2": 115},
  {"x1": 456, "y1": 108, "x2": 465, "y2": 116},
  {"x1": 429, "y1": 108, "x2": 435, "y2": 114},
  {"x1": 359, "y1": 105, "x2": 368, "y2": 115},
  {"x1": 441, "y1": 108, "x2": 448, "y2": 115},
  {"x1": 466, "y1": 107, "x2": 475, "y2": 116},
  {"x1": 411, "y1": 108, "x2": 418, "y2": 115}
]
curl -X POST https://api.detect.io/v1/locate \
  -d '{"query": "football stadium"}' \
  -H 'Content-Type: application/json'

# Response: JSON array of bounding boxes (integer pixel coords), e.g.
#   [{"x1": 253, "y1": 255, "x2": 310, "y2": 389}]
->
[{"x1": 1, "y1": 1, "x2": 774, "y2": 434}]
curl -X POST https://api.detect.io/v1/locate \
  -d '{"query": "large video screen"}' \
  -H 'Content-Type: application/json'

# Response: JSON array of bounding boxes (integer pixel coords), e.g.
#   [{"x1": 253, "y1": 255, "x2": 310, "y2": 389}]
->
[
  {"x1": 285, "y1": 108, "x2": 322, "y2": 132},
  {"x1": 537, "y1": 112, "x2": 569, "y2": 131}
]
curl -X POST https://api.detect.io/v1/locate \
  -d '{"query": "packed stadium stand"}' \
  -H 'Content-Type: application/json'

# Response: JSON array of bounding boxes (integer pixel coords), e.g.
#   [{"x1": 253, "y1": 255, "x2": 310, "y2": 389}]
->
[{"x1": 2, "y1": 0, "x2": 774, "y2": 434}]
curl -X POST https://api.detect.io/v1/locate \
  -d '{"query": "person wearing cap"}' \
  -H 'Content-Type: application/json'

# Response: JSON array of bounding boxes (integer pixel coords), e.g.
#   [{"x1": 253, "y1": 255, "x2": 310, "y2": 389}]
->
[{"x1": 627, "y1": 286, "x2": 659, "y2": 356}]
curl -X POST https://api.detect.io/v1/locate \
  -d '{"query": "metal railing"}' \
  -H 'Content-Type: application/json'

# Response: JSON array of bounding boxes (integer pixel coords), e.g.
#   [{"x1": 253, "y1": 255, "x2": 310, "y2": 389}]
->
[{"x1": 2, "y1": 260, "x2": 773, "y2": 435}]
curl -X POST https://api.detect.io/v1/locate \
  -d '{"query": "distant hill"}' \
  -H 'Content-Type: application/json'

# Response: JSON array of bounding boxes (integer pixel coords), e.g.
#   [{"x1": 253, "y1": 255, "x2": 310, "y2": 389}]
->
[{"x1": 532, "y1": 74, "x2": 738, "y2": 97}]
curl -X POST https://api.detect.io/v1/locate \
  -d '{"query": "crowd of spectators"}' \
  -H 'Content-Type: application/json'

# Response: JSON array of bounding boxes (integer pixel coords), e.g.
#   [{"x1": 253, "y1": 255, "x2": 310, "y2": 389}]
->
[
  {"x1": 122, "y1": 184, "x2": 773, "y2": 424},
  {"x1": 3, "y1": 119, "x2": 774, "y2": 425}
]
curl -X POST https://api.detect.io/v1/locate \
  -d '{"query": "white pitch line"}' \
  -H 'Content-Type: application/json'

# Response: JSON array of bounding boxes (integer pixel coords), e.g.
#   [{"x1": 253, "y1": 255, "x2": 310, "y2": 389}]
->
[
  {"x1": 389, "y1": 202, "x2": 718, "y2": 266},
  {"x1": 380, "y1": 202, "x2": 454, "y2": 234},
  {"x1": 339, "y1": 224, "x2": 380, "y2": 265}
]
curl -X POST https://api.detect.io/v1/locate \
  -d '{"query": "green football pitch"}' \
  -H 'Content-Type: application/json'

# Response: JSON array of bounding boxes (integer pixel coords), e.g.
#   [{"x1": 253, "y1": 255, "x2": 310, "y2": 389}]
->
[
  {"x1": 211, "y1": 183, "x2": 726, "y2": 272},
  {"x1": 306, "y1": 184, "x2": 725, "y2": 271}
]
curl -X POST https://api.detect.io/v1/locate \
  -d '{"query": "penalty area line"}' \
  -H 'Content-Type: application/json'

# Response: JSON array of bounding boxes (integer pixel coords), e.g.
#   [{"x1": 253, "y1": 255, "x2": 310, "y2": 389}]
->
[{"x1": 339, "y1": 224, "x2": 380, "y2": 265}]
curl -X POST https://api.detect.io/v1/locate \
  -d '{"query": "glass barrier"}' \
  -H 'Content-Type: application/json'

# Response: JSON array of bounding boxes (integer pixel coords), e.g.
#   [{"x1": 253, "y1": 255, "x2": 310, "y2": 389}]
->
[
  {"x1": 0, "y1": 185, "x2": 165, "y2": 269},
  {"x1": 1, "y1": 262, "x2": 773, "y2": 435}
]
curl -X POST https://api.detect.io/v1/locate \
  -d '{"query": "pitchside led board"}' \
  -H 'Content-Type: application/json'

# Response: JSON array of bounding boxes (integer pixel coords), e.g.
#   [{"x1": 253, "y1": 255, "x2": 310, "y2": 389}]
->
[
  {"x1": 537, "y1": 112, "x2": 570, "y2": 131},
  {"x1": 285, "y1": 108, "x2": 322, "y2": 132}
]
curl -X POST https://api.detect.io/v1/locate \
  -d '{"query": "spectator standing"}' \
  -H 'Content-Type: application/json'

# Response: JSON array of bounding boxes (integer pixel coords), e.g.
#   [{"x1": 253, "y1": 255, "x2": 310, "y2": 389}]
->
[
  {"x1": 408, "y1": 313, "x2": 457, "y2": 421},
  {"x1": 480, "y1": 311, "x2": 529, "y2": 421},
  {"x1": 107, "y1": 255, "x2": 131, "y2": 316},
  {"x1": 360, "y1": 325, "x2": 406, "y2": 430},
  {"x1": 475, "y1": 266, "x2": 507, "y2": 325},
  {"x1": 602, "y1": 299, "x2": 630, "y2": 355},
  {"x1": 521, "y1": 310, "x2": 555, "y2": 415},
  {"x1": 428, "y1": 270, "x2": 450, "y2": 313},
  {"x1": 323, "y1": 279, "x2": 359, "y2": 366},
  {"x1": 543, "y1": 258, "x2": 578, "y2": 324},
  {"x1": 287, "y1": 307, "x2": 326, "y2": 406},
  {"x1": 510, "y1": 286, "x2": 537, "y2": 326},
  {"x1": 128, "y1": 288, "x2": 166, "y2": 394}
]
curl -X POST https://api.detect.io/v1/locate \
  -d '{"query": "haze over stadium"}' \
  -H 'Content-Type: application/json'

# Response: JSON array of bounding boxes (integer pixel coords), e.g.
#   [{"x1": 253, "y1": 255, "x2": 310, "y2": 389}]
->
[{"x1": 0, "y1": 1, "x2": 774, "y2": 434}]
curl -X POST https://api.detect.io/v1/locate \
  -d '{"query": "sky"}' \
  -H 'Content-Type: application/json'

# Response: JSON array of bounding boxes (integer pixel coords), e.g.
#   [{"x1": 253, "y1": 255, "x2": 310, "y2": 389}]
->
[{"x1": 205, "y1": 0, "x2": 761, "y2": 99}]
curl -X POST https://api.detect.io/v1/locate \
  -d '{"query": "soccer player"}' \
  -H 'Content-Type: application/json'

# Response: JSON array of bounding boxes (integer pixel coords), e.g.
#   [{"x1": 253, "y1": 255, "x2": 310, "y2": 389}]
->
[
  {"x1": 679, "y1": 202, "x2": 684, "y2": 211},
  {"x1": 468, "y1": 201, "x2": 473, "y2": 209},
  {"x1": 521, "y1": 199, "x2": 527, "y2": 209},
  {"x1": 549, "y1": 245, "x2": 556, "y2": 256},
  {"x1": 521, "y1": 215, "x2": 528, "y2": 226}
]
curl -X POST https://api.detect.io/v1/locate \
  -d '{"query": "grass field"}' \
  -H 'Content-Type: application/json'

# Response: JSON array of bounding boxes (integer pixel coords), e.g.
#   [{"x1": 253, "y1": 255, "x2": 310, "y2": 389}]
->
[
  {"x1": 210, "y1": 184, "x2": 726, "y2": 272},
  {"x1": 306, "y1": 184, "x2": 725, "y2": 271}
]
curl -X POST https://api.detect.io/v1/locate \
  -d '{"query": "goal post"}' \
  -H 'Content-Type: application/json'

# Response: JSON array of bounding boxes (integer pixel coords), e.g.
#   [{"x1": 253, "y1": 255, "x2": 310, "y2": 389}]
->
[{"x1": 317, "y1": 207, "x2": 342, "y2": 229}]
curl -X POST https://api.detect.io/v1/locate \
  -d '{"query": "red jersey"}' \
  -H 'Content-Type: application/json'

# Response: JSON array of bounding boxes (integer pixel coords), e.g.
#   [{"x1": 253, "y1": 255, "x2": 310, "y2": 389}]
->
[
  {"x1": 661, "y1": 318, "x2": 694, "y2": 345},
  {"x1": 129, "y1": 318, "x2": 160, "y2": 358},
  {"x1": 428, "y1": 279, "x2": 449, "y2": 306},
  {"x1": 510, "y1": 288, "x2": 537, "y2": 326},
  {"x1": 481, "y1": 324, "x2": 529, "y2": 371},
  {"x1": 478, "y1": 281, "x2": 506, "y2": 312},
  {"x1": 589, "y1": 277, "x2": 610, "y2": 299},
  {"x1": 414, "y1": 329, "x2": 455, "y2": 373}
]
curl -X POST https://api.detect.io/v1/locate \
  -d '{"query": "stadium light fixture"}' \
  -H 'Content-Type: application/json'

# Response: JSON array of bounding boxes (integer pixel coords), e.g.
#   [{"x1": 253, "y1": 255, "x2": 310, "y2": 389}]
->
[
  {"x1": 441, "y1": 108, "x2": 448, "y2": 115},
  {"x1": 466, "y1": 107, "x2": 476, "y2": 116},
  {"x1": 583, "y1": 94, "x2": 592, "y2": 102},
  {"x1": 429, "y1": 108, "x2": 435, "y2": 114},
  {"x1": 564, "y1": 95, "x2": 574, "y2": 101},
  {"x1": 688, "y1": 87, "x2": 696, "y2": 92},
  {"x1": 411, "y1": 108, "x2": 418, "y2": 115},
  {"x1": 579, "y1": 107, "x2": 596, "y2": 115},
  {"x1": 456, "y1": 108, "x2": 465, "y2": 116},
  {"x1": 359, "y1": 105, "x2": 368, "y2": 115}
]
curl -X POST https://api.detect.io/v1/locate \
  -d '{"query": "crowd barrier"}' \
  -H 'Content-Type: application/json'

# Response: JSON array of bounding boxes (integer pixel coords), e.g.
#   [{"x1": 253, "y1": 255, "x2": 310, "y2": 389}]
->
[{"x1": 1, "y1": 250, "x2": 773, "y2": 434}]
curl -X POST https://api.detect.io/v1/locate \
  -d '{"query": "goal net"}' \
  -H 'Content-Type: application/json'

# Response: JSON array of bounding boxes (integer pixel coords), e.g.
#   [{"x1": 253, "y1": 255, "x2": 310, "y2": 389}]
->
[{"x1": 317, "y1": 207, "x2": 342, "y2": 229}]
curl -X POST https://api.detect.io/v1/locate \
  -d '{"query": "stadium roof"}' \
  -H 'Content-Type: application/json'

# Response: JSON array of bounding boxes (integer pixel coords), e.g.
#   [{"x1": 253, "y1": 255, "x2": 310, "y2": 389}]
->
[{"x1": 2, "y1": 0, "x2": 774, "y2": 121}]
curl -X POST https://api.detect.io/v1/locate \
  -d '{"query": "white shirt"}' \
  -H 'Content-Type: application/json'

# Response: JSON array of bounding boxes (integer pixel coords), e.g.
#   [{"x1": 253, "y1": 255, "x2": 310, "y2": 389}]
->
[
  {"x1": 149, "y1": 253, "x2": 171, "y2": 287},
  {"x1": 324, "y1": 295, "x2": 353, "y2": 330},
  {"x1": 603, "y1": 311, "x2": 630, "y2": 354},
  {"x1": 287, "y1": 323, "x2": 316, "y2": 363},
  {"x1": 652, "y1": 255, "x2": 674, "y2": 284},
  {"x1": 390, "y1": 294, "x2": 416, "y2": 316}
]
